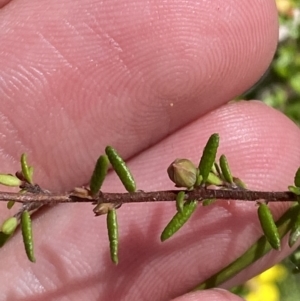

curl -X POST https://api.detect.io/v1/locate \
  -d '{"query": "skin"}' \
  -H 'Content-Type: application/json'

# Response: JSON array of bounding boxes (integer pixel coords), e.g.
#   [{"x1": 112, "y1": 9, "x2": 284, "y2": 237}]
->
[{"x1": 0, "y1": 0, "x2": 299, "y2": 300}]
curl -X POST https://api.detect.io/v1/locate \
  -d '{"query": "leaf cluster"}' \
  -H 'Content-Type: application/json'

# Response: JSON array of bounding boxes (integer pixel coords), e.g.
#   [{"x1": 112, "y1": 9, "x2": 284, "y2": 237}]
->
[{"x1": 0, "y1": 134, "x2": 300, "y2": 290}]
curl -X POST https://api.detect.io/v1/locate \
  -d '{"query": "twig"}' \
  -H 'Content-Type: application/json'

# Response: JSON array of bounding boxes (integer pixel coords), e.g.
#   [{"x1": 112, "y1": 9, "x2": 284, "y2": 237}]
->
[{"x1": 0, "y1": 187, "x2": 297, "y2": 206}]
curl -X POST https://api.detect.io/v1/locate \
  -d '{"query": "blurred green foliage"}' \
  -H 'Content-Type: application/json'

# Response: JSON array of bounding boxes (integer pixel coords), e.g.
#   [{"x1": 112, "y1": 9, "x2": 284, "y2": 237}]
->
[{"x1": 242, "y1": 0, "x2": 300, "y2": 125}]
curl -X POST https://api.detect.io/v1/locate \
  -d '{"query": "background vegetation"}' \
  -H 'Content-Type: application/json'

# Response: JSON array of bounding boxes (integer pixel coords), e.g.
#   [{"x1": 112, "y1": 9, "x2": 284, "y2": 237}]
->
[{"x1": 235, "y1": 1, "x2": 300, "y2": 300}]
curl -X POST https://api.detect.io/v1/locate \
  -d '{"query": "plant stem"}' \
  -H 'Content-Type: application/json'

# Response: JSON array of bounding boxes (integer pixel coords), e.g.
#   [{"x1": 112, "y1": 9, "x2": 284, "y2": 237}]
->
[{"x1": 0, "y1": 186, "x2": 297, "y2": 205}]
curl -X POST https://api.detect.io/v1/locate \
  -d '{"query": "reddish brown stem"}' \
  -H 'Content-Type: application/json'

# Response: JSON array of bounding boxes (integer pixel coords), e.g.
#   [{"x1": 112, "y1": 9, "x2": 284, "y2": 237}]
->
[{"x1": 0, "y1": 187, "x2": 297, "y2": 206}]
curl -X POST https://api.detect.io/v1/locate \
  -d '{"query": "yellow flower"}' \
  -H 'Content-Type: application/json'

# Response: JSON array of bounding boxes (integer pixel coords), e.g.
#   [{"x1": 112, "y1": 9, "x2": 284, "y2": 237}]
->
[
  {"x1": 244, "y1": 265, "x2": 287, "y2": 301},
  {"x1": 276, "y1": 0, "x2": 294, "y2": 15},
  {"x1": 257, "y1": 265, "x2": 287, "y2": 283},
  {"x1": 246, "y1": 283, "x2": 278, "y2": 301}
]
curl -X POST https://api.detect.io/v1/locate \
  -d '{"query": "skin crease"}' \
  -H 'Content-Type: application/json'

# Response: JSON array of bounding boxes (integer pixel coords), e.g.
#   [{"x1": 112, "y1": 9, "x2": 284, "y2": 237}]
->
[{"x1": 0, "y1": 0, "x2": 299, "y2": 300}]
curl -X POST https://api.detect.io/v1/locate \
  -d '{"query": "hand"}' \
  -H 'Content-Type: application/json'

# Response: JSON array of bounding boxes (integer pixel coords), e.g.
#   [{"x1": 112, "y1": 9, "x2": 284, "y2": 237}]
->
[{"x1": 0, "y1": 0, "x2": 299, "y2": 300}]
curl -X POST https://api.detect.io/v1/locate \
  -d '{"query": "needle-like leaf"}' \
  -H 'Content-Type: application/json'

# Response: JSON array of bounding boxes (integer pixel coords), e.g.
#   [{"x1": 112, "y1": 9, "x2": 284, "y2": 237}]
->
[
  {"x1": 161, "y1": 201, "x2": 197, "y2": 242},
  {"x1": 107, "y1": 208, "x2": 119, "y2": 264},
  {"x1": 89, "y1": 155, "x2": 109, "y2": 195},
  {"x1": 21, "y1": 210, "x2": 35, "y2": 262},
  {"x1": 219, "y1": 154, "x2": 234, "y2": 184},
  {"x1": 198, "y1": 134, "x2": 219, "y2": 184},
  {"x1": 257, "y1": 203, "x2": 281, "y2": 250},
  {"x1": 105, "y1": 146, "x2": 136, "y2": 192},
  {"x1": 21, "y1": 154, "x2": 33, "y2": 184}
]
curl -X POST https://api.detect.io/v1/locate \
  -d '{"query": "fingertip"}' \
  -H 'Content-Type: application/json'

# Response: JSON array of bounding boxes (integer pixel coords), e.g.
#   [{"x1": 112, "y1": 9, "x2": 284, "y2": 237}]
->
[{"x1": 171, "y1": 289, "x2": 244, "y2": 301}]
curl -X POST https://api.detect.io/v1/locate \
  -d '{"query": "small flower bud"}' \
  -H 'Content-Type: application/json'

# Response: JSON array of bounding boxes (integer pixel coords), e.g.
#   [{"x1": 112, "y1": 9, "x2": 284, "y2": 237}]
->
[{"x1": 167, "y1": 159, "x2": 197, "y2": 188}]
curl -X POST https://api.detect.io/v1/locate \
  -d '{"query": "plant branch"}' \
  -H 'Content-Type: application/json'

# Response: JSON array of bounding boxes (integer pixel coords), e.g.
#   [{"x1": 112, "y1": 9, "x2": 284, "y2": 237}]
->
[{"x1": 0, "y1": 186, "x2": 298, "y2": 206}]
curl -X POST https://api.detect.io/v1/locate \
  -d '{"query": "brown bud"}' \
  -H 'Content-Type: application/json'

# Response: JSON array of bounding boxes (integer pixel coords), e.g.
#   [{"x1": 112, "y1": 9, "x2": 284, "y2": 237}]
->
[
  {"x1": 167, "y1": 159, "x2": 197, "y2": 188},
  {"x1": 93, "y1": 203, "x2": 113, "y2": 216}
]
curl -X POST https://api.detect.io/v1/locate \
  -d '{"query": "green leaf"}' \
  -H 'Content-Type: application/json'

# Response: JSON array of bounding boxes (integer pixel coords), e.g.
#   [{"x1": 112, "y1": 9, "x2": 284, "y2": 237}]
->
[
  {"x1": 0, "y1": 232, "x2": 11, "y2": 248},
  {"x1": 294, "y1": 167, "x2": 300, "y2": 187},
  {"x1": 233, "y1": 177, "x2": 247, "y2": 189},
  {"x1": 211, "y1": 163, "x2": 221, "y2": 176},
  {"x1": 21, "y1": 154, "x2": 33, "y2": 184},
  {"x1": 202, "y1": 199, "x2": 216, "y2": 206},
  {"x1": 28, "y1": 166, "x2": 34, "y2": 181},
  {"x1": 176, "y1": 191, "x2": 185, "y2": 212},
  {"x1": 1, "y1": 217, "x2": 18, "y2": 235},
  {"x1": 290, "y1": 248, "x2": 300, "y2": 272},
  {"x1": 0, "y1": 174, "x2": 22, "y2": 187},
  {"x1": 257, "y1": 203, "x2": 280, "y2": 251},
  {"x1": 206, "y1": 172, "x2": 223, "y2": 186},
  {"x1": 7, "y1": 201, "x2": 15, "y2": 209},
  {"x1": 192, "y1": 203, "x2": 300, "y2": 290},
  {"x1": 21, "y1": 210, "x2": 35, "y2": 262},
  {"x1": 89, "y1": 155, "x2": 109, "y2": 195},
  {"x1": 161, "y1": 201, "x2": 197, "y2": 242},
  {"x1": 107, "y1": 208, "x2": 119, "y2": 264},
  {"x1": 105, "y1": 146, "x2": 136, "y2": 192},
  {"x1": 289, "y1": 213, "x2": 300, "y2": 247},
  {"x1": 288, "y1": 185, "x2": 300, "y2": 195},
  {"x1": 198, "y1": 134, "x2": 219, "y2": 184},
  {"x1": 219, "y1": 154, "x2": 234, "y2": 184},
  {"x1": 195, "y1": 171, "x2": 202, "y2": 187}
]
